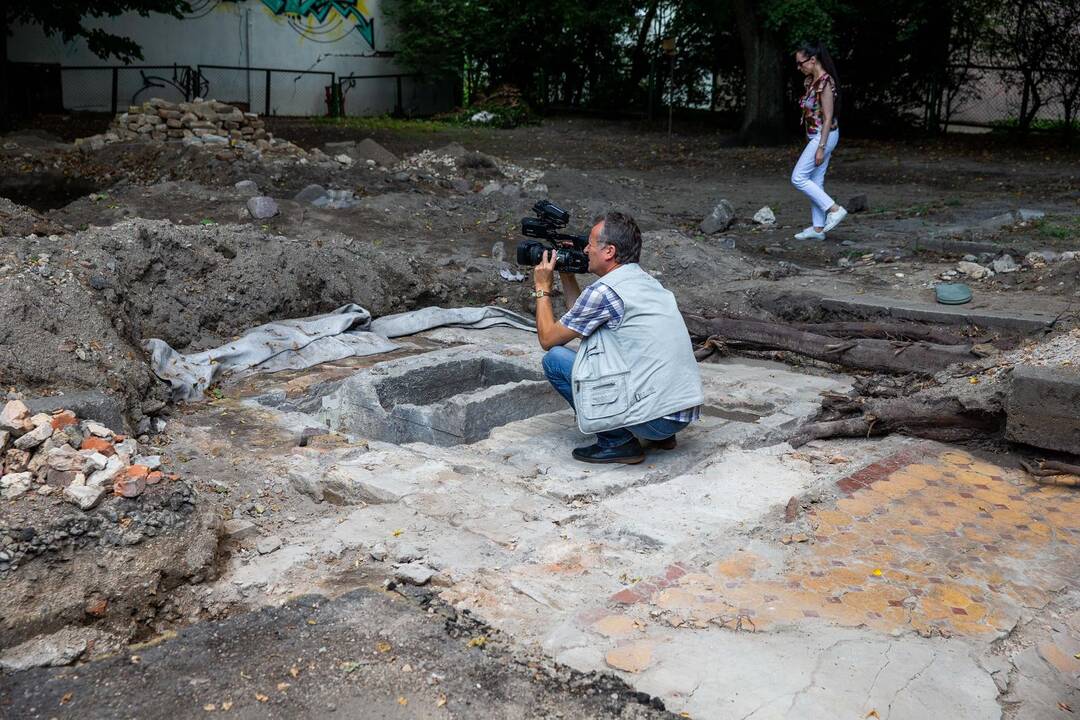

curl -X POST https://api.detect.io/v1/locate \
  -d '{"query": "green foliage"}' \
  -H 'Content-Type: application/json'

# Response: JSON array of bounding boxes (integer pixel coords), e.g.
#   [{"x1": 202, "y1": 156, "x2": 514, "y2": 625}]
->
[
  {"x1": 5, "y1": 1, "x2": 193, "y2": 62},
  {"x1": 440, "y1": 103, "x2": 540, "y2": 129},
  {"x1": 989, "y1": 118, "x2": 1080, "y2": 133},
  {"x1": 311, "y1": 116, "x2": 452, "y2": 133},
  {"x1": 760, "y1": 0, "x2": 836, "y2": 47},
  {"x1": 383, "y1": 0, "x2": 640, "y2": 106}
]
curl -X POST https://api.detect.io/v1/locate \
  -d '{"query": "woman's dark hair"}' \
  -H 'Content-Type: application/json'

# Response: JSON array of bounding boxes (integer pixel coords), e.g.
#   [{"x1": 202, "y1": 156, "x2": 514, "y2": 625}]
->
[{"x1": 796, "y1": 41, "x2": 840, "y2": 116}]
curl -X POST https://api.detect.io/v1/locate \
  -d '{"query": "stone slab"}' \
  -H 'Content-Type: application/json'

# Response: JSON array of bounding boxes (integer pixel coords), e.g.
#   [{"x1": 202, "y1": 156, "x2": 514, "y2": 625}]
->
[
  {"x1": 820, "y1": 294, "x2": 1056, "y2": 333},
  {"x1": 1007, "y1": 365, "x2": 1080, "y2": 454}
]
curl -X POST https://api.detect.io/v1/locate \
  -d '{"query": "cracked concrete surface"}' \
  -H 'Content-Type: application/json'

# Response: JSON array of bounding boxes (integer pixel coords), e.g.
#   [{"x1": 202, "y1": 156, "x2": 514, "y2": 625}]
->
[{"x1": 158, "y1": 325, "x2": 1080, "y2": 719}]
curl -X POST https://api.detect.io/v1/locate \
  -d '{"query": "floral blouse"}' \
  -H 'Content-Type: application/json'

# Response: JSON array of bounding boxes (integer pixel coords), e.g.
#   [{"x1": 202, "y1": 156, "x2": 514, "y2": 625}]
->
[{"x1": 799, "y1": 73, "x2": 838, "y2": 135}]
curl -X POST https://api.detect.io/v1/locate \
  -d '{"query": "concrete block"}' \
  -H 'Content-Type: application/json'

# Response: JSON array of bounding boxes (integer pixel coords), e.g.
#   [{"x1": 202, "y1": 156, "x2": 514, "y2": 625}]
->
[
  {"x1": 1007, "y1": 365, "x2": 1080, "y2": 454},
  {"x1": 319, "y1": 347, "x2": 563, "y2": 446}
]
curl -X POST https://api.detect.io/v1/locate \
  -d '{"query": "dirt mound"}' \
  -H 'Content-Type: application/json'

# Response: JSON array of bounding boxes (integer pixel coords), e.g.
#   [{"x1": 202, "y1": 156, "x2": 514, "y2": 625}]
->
[
  {"x1": 0, "y1": 261, "x2": 164, "y2": 421},
  {"x1": 0, "y1": 197, "x2": 65, "y2": 236}
]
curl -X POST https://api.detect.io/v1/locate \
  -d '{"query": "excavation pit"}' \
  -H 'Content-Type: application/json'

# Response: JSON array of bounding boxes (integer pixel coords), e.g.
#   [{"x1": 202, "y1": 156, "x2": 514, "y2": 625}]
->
[{"x1": 318, "y1": 347, "x2": 566, "y2": 446}]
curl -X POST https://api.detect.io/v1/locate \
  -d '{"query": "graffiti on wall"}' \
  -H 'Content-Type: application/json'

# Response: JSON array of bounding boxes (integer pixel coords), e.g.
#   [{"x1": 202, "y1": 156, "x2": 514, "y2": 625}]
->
[{"x1": 260, "y1": 0, "x2": 375, "y2": 48}]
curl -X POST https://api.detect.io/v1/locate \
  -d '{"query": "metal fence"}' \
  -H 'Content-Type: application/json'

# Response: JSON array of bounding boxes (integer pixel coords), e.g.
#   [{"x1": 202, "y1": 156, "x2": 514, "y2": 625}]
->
[
  {"x1": 337, "y1": 73, "x2": 456, "y2": 117},
  {"x1": 197, "y1": 65, "x2": 336, "y2": 116},
  {"x1": 8, "y1": 62, "x2": 453, "y2": 119},
  {"x1": 930, "y1": 65, "x2": 1077, "y2": 132},
  {"x1": 46, "y1": 64, "x2": 202, "y2": 113}
]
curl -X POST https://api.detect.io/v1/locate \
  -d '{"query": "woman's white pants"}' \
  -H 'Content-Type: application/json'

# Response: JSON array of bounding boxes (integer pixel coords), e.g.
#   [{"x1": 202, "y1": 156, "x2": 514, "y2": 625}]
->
[{"x1": 791, "y1": 131, "x2": 839, "y2": 228}]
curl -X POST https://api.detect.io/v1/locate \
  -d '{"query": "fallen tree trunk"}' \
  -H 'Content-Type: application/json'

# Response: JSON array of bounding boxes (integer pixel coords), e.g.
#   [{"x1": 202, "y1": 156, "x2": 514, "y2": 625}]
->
[
  {"x1": 790, "y1": 321, "x2": 981, "y2": 346},
  {"x1": 788, "y1": 396, "x2": 1002, "y2": 448},
  {"x1": 685, "y1": 315, "x2": 978, "y2": 376}
]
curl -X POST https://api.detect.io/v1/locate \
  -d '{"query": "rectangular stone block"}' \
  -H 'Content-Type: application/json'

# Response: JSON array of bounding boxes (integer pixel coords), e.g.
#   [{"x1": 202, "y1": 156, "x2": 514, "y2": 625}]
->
[{"x1": 1007, "y1": 365, "x2": 1080, "y2": 454}]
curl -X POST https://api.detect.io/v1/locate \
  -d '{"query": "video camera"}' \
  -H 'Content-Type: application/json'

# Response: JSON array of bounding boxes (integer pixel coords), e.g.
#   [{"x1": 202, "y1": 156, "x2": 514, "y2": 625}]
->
[{"x1": 516, "y1": 200, "x2": 590, "y2": 274}]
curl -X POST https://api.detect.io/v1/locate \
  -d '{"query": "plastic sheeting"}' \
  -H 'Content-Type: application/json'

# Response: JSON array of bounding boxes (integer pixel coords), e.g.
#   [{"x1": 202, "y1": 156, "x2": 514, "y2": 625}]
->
[{"x1": 145, "y1": 304, "x2": 536, "y2": 401}]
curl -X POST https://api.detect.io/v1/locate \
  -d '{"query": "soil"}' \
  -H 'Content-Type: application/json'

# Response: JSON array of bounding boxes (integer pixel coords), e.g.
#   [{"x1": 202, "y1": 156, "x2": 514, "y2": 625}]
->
[{"x1": 1, "y1": 111, "x2": 1079, "y2": 714}]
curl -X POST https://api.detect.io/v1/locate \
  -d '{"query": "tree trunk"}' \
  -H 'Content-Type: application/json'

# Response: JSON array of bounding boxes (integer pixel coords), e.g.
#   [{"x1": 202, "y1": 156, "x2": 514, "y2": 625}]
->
[
  {"x1": 730, "y1": 0, "x2": 787, "y2": 145},
  {"x1": 627, "y1": 0, "x2": 660, "y2": 97},
  {"x1": 686, "y1": 315, "x2": 979, "y2": 376}
]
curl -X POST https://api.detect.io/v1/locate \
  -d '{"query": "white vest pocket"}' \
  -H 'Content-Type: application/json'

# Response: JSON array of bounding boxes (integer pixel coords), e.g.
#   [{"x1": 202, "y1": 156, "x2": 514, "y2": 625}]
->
[{"x1": 577, "y1": 374, "x2": 630, "y2": 419}]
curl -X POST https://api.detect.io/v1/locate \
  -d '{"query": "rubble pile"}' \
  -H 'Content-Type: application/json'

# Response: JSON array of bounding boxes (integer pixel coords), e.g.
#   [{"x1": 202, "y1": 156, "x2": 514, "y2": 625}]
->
[
  {"x1": 393, "y1": 143, "x2": 547, "y2": 195},
  {"x1": 939, "y1": 249, "x2": 1080, "y2": 283},
  {"x1": 74, "y1": 98, "x2": 307, "y2": 156},
  {"x1": 0, "y1": 400, "x2": 176, "y2": 510}
]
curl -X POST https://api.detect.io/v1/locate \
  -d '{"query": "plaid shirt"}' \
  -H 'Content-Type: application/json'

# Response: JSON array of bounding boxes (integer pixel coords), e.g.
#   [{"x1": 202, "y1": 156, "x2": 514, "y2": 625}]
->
[{"x1": 560, "y1": 280, "x2": 700, "y2": 424}]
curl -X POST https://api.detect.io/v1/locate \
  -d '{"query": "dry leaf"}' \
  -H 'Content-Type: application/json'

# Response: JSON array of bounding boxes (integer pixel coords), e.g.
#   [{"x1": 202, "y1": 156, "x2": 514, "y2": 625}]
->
[
  {"x1": 392, "y1": 529, "x2": 404, "y2": 537},
  {"x1": 204, "y1": 704, "x2": 217, "y2": 712},
  {"x1": 1059, "y1": 702, "x2": 1073, "y2": 713},
  {"x1": 222, "y1": 701, "x2": 233, "y2": 711},
  {"x1": 340, "y1": 661, "x2": 362, "y2": 673},
  {"x1": 289, "y1": 665, "x2": 300, "y2": 678},
  {"x1": 467, "y1": 636, "x2": 488, "y2": 648},
  {"x1": 61, "y1": 692, "x2": 74, "y2": 705},
  {"x1": 872, "y1": 568, "x2": 883, "y2": 577},
  {"x1": 276, "y1": 682, "x2": 291, "y2": 691},
  {"x1": 307, "y1": 619, "x2": 317, "y2": 625},
  {"x1": 828, "y1": 455, "x2": 849, "y2": 464},
  {"x1": 375, "y1": 641, "x2": 392, "y2": 653},
  {"x1": 679, "y1": 713, "x2": 692, "y2": 719},
  {"x1": 130, "y1": 654, "x2": 141, "y2": 664},
  {"x1": 436, "y1": 695, "x2": 447, "y2": 707},
  {"x1": 866, "y1": 711, "x2": 880, "y2": 719},
  {"x1": 397, "y1": 697, "x2": 409, "y2": 706},
  {"x1": 255, "y1": 693, "x2": 269, "y2": 703}
]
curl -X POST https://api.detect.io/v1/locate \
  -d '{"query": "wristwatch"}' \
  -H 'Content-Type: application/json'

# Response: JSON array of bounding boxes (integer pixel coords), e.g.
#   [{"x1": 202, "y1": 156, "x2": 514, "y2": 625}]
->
[{"x1": 532, "y1": 289, "x2": 551, "y2": 299}]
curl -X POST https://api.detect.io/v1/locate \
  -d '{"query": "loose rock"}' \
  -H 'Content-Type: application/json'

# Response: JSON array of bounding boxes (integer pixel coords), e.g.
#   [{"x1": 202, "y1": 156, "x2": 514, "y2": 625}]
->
[
  {"x1": 63, "y1": 484, "x2": 106, "y2": 510},
  {"x1": 700, "y1": 200, "x2": 736, "y2": 235},
  {"x1": 753, "y1": 207, "x2": 777, "y2": 225},
  {"x1": 246, "y1": 196, "x2": 279, "y2": 220}
]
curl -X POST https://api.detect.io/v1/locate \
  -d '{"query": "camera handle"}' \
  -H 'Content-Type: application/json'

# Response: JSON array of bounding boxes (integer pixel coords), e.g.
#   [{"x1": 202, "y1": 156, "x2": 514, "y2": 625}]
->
[{"x1": 548, "y1": 231, "x2": 588, "y2": 250}]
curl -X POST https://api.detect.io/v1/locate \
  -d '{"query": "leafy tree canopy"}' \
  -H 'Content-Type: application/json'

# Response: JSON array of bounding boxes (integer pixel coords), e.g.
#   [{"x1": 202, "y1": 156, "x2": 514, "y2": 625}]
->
[{"x1": 5, "y1": 1, "x2": 193, "y2": 62}]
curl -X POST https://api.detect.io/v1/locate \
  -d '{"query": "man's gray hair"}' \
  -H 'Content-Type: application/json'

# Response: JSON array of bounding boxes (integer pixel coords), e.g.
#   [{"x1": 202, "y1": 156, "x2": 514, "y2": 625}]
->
[{"x1": 594, "y1": 211, "x2": 642, "y2": 264}]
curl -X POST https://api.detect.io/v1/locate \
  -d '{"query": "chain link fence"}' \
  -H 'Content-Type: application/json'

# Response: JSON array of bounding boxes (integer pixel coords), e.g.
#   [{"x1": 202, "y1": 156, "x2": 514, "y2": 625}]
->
[{"x1": 933, "y1": 65, "x2": 1077, "y2": 132}]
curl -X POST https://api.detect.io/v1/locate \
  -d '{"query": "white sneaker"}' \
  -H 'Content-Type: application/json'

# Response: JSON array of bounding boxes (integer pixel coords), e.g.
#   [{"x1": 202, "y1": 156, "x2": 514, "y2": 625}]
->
[
  {"x1": 823, "y1": 207, "x2": 848, "y2": 233},
  {"x1": 794, "y1": 227, "x2": 826, "y2": 241}
]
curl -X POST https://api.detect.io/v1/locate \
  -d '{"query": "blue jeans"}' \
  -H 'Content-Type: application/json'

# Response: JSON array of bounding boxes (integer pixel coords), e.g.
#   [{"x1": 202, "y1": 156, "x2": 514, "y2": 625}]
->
[{"x1": 542, "y1": 346, "x2": 689, "y2": 449}]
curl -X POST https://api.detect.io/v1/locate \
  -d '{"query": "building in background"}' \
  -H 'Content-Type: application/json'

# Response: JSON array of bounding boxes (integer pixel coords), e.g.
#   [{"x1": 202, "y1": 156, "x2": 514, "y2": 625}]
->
[{"x1": 7, "y1": 0, "x2": 454, "y2": 117}]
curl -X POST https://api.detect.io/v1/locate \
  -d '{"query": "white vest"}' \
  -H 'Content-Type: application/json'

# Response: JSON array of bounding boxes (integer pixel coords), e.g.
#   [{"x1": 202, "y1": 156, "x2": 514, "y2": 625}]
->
[{"x1": 571, "y1": 263, "x2": 704, "y2": 434}]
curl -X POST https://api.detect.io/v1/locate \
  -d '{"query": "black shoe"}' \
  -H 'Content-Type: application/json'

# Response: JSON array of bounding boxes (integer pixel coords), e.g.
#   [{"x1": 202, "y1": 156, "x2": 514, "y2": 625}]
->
[
  {"x1": 572, "y1": 440, "x2": 646, "y2": 465},
  {"x1": 648, "y1": 435, "x2": 677, "y2": 451}
]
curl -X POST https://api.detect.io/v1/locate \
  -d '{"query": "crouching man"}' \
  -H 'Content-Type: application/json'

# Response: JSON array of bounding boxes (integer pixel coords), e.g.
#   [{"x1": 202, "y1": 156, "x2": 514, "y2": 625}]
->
[{"x1": 532, "y1": 211, "x2": 703, "y2": 464}]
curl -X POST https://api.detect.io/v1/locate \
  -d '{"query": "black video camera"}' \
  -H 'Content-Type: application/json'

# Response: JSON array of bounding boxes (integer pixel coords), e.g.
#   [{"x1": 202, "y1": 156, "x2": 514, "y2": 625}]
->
[{"x1": 516, "y1": 200, "x2": 590, "y2": 274}]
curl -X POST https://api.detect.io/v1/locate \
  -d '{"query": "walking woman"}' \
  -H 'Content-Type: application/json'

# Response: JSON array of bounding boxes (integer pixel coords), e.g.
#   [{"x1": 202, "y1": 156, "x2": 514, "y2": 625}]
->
[{"x1": 791, "y1": 41, "x2": 846, "y2": 241}]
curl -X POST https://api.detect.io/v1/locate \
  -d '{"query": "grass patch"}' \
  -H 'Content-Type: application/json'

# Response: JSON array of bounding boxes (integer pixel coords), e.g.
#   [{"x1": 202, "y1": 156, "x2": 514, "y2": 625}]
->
[
  {"x1": 311, "y1": 115, "x2": 452, "y2": 133},
  {"x1": 1034, "y1": 217, "x2": 1080, "y2": 242}
]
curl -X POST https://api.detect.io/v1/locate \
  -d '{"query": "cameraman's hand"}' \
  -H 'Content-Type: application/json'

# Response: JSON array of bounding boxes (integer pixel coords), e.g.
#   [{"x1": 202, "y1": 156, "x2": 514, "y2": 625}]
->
[{"x1": 534, "y1": 250, "x2": 557, "y2": 292}]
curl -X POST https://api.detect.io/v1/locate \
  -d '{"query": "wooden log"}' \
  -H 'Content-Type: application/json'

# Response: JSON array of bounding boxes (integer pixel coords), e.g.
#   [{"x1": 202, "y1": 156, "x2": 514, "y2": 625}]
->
[
  {"x1": 686, "y1": 315, "x2": 977, "y2": 376},
  {"x1": 790, "y1": 321, "x2": 977, "y2": 346}
]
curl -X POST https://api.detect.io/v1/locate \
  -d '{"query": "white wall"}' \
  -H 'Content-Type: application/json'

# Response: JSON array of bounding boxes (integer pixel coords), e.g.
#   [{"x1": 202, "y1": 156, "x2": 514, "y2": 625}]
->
[{"x1": 8, "y1": 0, "x2": 454, "y2": 116}]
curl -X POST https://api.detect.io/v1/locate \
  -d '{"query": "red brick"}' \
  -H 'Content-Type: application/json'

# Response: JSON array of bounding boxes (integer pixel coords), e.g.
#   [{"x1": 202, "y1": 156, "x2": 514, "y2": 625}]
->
[
  {"x1": 125, "y1": 464, "x2": 150, "y2": 479},
  {"x1": 50, "y1": 410, "x2": 78, "y2": 430},
  {"x1": 114, "y1": 474, "x2": 146, "y2": 498},
  {"x1": 146, "y1": 471, "x2": 163, "y2": 485},
  {"x1": 665, "y1": 564, "x2": 688, "y2": 582},
  {"x1": 610, "y1": 588, "x2": 642, "y2": 605},
  {"x1": 85, "y1": 597, "x2": 108, "y2": 618},
  {"x1": 81, "y1": 436, "x2": 115, "y2": 456}
]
